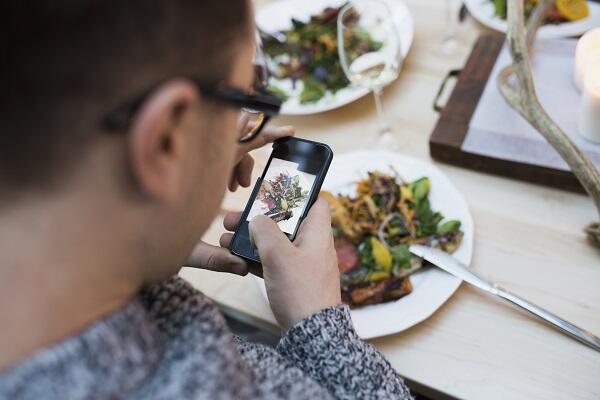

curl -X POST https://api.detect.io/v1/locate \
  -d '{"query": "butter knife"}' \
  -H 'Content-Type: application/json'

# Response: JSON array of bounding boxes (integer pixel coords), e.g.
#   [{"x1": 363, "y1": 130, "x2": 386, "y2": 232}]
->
[{"x1": 410, "y1": 244, "x2": 600, "y2": 353}]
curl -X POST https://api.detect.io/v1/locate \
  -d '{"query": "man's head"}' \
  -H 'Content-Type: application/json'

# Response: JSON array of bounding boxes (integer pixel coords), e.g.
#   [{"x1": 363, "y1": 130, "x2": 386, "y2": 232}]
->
[{"x1": 1, "y1": 1, "x2": 255, "y2": 281}]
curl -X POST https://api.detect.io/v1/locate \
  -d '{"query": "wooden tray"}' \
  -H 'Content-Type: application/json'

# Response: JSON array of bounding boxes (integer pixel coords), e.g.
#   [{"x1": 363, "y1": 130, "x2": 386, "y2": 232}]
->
[{"x1": 429, "y1": 33, "x2": 584, "y2": 193}]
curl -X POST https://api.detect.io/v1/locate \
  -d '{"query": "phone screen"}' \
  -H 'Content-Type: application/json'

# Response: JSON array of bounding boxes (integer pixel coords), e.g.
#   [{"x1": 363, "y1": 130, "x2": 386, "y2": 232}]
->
[
  {"x1": 246, "y1": 158, "x2": 316, "y2": 235},
  {"x1": 230, "y1": 137, "x2": 333, "y2": 263}
]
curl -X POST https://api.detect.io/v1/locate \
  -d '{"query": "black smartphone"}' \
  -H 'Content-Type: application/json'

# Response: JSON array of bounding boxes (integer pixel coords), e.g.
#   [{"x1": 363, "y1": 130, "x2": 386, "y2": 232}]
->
[{"x1": 230, "y1": 137, "x2": 333, "y2": 263}]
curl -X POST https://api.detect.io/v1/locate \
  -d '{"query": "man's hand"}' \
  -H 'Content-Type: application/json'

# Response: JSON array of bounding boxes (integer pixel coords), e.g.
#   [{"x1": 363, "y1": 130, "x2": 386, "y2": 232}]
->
[
  {"x1": 185, "y1": 212, "x2": 261, "y2": 276},
  {"x1": 187, "y1": 198, "x2": 342, "y2": 331},
  {"x1": 185, "y1": 118, "x2": 293, "y2": 274},
  {"x1": 249, "y1": 198, "x2": 342, "y2": 331},
  {"x1": 229, "y1": 115, "x2": 294, "y2": 192}
]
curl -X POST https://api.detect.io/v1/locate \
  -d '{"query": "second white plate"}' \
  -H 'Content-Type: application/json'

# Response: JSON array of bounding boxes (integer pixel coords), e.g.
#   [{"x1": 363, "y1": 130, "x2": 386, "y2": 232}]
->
[
  {"x1": 256, "y1": 0, "x2": 414, "y2": 116},
  {"x1": 465, "y1": 0, "x2": 600, "y2": 39}
]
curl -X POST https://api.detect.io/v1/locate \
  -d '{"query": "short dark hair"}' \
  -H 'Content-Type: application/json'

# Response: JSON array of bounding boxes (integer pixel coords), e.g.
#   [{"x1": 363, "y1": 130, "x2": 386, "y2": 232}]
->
[{"x1": 0, "y1": 1, "x2": 250, "y2": 195}]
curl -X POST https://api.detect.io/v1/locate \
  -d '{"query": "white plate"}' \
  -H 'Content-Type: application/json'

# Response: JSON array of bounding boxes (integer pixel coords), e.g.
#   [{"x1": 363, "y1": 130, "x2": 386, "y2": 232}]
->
[
  {"x1": 256, "y1": 0, "x2": 414, "y2": 115},
  {"x1": 255, "y1": 151, "x2": 474, "y2": 339},
  {"x1": 465, "y1": 0, "x2": 600, "y2": 39}
]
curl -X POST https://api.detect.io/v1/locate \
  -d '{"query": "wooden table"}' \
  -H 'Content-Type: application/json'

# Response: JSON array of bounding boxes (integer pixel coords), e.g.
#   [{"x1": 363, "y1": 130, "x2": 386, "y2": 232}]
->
[{"x1": 180, "y1": 1, "x2": 600, "y2": 398}]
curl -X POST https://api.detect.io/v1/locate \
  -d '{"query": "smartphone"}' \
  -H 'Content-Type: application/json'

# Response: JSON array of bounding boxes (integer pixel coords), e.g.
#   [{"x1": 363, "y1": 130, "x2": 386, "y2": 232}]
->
[{"x1": 230, "y1": 137, "x2": 333, "y2": 263}]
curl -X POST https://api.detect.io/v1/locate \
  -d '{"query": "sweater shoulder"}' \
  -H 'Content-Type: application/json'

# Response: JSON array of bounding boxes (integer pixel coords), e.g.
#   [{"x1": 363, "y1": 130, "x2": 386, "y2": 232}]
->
[{"x1": 140, "y1": 276, "x2": 226, "y2": 337}]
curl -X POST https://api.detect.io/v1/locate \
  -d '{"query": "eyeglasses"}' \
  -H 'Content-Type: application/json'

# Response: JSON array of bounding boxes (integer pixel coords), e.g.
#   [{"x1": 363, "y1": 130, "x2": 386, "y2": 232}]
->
[
  {"x1": 100, "y1": 78, "x2": 282, "y2": 143},
  {"x1": 102, "y1": 36, "x2": 282, "y2": 143}
]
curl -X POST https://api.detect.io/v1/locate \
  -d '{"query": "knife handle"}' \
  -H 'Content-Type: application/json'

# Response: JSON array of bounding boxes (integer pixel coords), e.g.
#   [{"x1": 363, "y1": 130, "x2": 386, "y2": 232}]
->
[{"x1": 494, "y1": 286, "x2": 600, "y2": 352}]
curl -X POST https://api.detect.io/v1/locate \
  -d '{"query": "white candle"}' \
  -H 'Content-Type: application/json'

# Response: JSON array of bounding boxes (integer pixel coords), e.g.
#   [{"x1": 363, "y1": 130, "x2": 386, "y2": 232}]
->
[
  {"x1": 574, "y1": 28, "x2": 600, "y2": 92},
  {"x1": 578, "y1": 58, "x2": 600, "y2": 143}
]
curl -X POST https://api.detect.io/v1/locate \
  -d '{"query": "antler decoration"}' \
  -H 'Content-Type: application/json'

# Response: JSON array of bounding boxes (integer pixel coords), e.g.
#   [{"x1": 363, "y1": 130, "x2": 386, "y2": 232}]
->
[{"x1": 497, "y1": 0, "x2": 600, "y2": 248}]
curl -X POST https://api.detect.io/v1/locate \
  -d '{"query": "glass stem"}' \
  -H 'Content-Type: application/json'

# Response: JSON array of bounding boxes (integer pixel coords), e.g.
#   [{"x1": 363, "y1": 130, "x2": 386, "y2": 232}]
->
[
  {"x1": 373, "y1": 87, "x2": 391, "y2": 135},
  {"x1": 443, "y1": 0, "x2": 458, "y2": 47}
]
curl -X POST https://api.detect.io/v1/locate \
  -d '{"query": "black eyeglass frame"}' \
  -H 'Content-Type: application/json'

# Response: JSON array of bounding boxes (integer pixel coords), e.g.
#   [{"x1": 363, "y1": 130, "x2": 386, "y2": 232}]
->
[{"x1": 101, "y1": 79, "x2": 283, "y2": 143}]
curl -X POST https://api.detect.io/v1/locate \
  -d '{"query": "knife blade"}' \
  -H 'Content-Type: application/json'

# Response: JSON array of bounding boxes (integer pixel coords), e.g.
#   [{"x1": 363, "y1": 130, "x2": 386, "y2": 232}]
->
[{"x1": 409, "y1": 244, "x2": 600, "y2": 353}]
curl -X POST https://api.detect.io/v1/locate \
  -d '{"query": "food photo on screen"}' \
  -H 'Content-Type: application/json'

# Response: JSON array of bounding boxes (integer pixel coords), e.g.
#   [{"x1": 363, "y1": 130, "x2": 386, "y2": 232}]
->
[{"x1": 246, "y1": 158, "x2": 316, "y2": 234}]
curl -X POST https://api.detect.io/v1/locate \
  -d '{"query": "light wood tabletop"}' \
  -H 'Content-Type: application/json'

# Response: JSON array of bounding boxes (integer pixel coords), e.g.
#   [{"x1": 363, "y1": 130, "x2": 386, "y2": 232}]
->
[{"x1": 180, "y1": 1, "x2": 600, "y2": 399}]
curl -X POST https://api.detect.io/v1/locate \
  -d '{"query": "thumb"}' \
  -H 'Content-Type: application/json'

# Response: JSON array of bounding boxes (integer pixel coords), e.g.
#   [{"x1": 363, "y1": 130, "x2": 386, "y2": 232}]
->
[
  {"x1": 294, "y1": 197, "x2": 333, "y2": 248},
  {"x1": 186, "y1": 241, "x2": 248, "y2": 275},
  {"x1": 248, "y1": 215, "x2": 294, "y2": 264}
]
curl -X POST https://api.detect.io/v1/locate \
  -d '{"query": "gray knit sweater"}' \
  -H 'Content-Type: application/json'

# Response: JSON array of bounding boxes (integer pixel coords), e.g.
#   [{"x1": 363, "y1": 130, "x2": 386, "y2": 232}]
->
[{"x1": 0, "y1": 277, "x2": 412, "y2": 399}]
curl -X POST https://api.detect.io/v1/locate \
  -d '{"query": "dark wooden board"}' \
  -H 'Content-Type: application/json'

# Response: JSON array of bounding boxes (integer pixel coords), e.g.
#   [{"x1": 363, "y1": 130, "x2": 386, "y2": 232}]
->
[{"x1": 429, "y1": 33, "x2": 585, "y2": 193}]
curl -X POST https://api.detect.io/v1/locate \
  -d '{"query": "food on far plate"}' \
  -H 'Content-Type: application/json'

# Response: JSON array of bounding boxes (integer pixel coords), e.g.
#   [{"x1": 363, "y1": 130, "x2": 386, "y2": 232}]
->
[
  {"x1": 491, "y1": 0, "x2": 590, "y2": 23},
  {"x1": 321, "y1": 171, "x2": 464, "y2": 308},
  {"x1": 261, "y1": 5, "x2": 382, "y2": 104}
]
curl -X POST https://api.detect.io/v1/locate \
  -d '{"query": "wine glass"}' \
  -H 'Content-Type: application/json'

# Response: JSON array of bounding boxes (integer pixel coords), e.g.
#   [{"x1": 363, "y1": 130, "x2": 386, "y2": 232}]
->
[
  {"x1": 441, "y1": 0, "x2": 460, "y2": 54},
  {"x1": 337, "y1": 0, "x2": 403, "y2": 148}
]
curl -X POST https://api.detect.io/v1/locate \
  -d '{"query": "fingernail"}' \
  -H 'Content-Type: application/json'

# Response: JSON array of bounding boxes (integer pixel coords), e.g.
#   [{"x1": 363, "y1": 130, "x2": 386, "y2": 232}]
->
[
  {"x1": 230, "y1": 257, "x2": 248, "y2": 275},
  {"x1": 235, "y1": 265, "x2": 248, "y2": 276}
]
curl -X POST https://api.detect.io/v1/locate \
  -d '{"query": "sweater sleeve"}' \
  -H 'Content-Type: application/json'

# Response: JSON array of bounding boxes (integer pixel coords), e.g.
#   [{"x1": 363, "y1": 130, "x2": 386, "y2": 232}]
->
[{"x1": 276, "y1": 305, "x2": 413, "y2": 400}]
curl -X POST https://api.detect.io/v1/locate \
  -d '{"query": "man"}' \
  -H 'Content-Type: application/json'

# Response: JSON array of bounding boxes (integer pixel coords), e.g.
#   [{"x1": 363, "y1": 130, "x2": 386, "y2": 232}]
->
[{"x1": 0, "y1": 1, "x2": 412, "y2": 399}]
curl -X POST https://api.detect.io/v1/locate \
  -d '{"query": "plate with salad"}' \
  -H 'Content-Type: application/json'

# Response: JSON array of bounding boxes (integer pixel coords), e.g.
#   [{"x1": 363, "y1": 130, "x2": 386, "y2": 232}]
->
[
  {"x1": 255, "y1": 151, "x2": 474, "y2": 339},
  {"x1": 464, "y1": 0, "x2": 600, "y2": 39},
  {"x1": 256, "y1": 0, "x2": 414, "y2": 115}
]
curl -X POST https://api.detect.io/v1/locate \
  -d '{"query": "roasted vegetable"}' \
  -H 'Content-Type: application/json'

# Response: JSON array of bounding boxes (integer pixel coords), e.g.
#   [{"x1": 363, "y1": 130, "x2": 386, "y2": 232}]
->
[
  {"x1": 491, "y1": 0, "x2": 589, "y2": 23},
  {"x1": 371, "y1": 237, "x2": 392, "y2": 271},
  {"x1": 556, "y1": 0, "x2": 590, "y2": 21},
  {"x1": 321, "y1": 191, "x2": 360, "y2": 239}
]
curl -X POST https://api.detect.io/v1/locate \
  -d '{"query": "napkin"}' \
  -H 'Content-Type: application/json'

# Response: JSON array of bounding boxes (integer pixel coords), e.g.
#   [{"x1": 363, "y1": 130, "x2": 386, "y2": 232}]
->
[{"x1": 461, "y1": 38, "x2": 600, "y2": 172}]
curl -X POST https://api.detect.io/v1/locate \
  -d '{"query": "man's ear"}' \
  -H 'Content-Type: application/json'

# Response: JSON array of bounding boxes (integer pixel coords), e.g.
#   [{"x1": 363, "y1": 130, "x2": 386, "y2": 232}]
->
[{"x1": 127, "y1": 79, "x2": 199, "y2": 202}]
